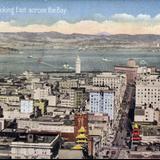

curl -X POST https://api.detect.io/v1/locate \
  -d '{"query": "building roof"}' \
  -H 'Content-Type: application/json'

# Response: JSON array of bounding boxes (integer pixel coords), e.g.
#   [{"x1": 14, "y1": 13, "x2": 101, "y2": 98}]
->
[
  {"x1": 72, "y1": 144, "x2": 83, "y2": 150},
  {"x1": 135, "y1": 109, "x2": 145, "y2": 116},
  {"x1": 76, "y1": 139, "x2": 88, "y2": 143},
  {"x1": 115, "y1": 65, "x2": 138, "y2": 69},
  {"x1": 76, "y1": 134, "x2": 87, "y2": 139},
  {"x1": 78, "y1": 126, "x2": 86, "y2": 133}
]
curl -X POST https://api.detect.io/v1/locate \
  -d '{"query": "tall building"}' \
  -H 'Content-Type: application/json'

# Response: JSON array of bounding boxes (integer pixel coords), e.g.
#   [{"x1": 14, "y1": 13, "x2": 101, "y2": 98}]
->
[
  {"x1": 93, "y1": 72, "x2": 127, "y2": 105},
  {"x1": 74, "y1": 113, "x2": 89, "y2": 138},
  {"x1": 136, "y1": 74, "x2": 160, "y2": 109},
  {"x1": 89, "y1": 89, "x2": 115, "y2": 120},
  {"x1": 127, "y1": 59, "x2": 137, "y2": 68},
  {"x1": 114, "y1": 59, "x2": 138, "y2": 84},
  {"x1": 75, "y1": 55, "x2": 81, "y2": 74}
]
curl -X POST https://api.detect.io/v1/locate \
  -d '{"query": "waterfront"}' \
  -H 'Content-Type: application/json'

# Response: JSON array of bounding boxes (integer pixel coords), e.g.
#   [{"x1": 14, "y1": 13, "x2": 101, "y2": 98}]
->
[{"x1": 0, "y1": 48, "x2": 160, "y2": 74}]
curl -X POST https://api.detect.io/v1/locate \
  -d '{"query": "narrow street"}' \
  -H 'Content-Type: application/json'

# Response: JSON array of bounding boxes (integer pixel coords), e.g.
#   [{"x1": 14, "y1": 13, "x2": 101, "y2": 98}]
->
[
  {"x1": 99, "y1": 84, "x2": 135, "y2": 159},
  {"x1": 111, "y1": 84, "x2": 135, "y2": 159}
]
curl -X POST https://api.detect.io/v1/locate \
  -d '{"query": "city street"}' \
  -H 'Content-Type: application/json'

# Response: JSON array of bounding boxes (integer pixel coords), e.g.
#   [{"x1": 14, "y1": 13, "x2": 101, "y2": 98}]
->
[{"x1": 99, "y1": 84, "x2": 135, "y2": 159}]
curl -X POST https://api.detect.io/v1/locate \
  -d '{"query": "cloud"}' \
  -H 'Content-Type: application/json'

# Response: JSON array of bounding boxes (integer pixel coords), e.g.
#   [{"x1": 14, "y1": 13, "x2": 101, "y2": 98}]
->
[
  {"x1": 111, "y1": 13, "x2": 152, "y2": 23},
  {"x1": 136, "y1": 14, "x2": 151, "y2": 21},
  {"x1": 111, "y1": 13, "x2": 135, "y2": 22},
  {"x1": 1, "y1": 13, "x2": 160, "y2": 34}
]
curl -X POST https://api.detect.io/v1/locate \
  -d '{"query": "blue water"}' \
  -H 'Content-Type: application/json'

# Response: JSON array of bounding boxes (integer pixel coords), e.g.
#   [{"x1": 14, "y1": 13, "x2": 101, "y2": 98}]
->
[{"x1": 0, "y1": 48, "x2": 160, "y2": 74}]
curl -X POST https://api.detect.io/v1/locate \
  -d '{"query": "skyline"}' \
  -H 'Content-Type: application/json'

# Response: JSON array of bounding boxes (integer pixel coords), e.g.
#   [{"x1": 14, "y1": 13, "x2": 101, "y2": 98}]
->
[{"x1": 0, "y1": 0, "x2": 160, "y2": 34}]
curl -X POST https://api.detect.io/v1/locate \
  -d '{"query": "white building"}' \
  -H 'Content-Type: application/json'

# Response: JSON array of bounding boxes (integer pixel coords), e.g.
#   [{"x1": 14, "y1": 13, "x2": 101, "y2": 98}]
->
[
  {"x1": 33, "y1": 86, "x2": 51, "y2": 100},
  {"x1": 3, "y1": 109, "x2": 31, "y2": 119},
  {"x1": 59, "y1": 79, "x2": 79, "y2": 89},
  {"x1": 75, "y1": 55, "x2": 81, "y2": 74},
  {"x1": 17, "y1": 119, "x2": 74, "y2": 133},
  {"x1": 137, "y1": 67, "x2": 152, "y2": 75},
  {"x1": 47, "y1": 95, "x2": 57, "y2": 106},
  {"x1": 93, "y1": 72, "x2": 127, "y2": 104},
  {"x1": 88, "y1": 113, "x2": 111, "y2": 147},
  {"x1": 134, "y1": 105, "x2": 160, "y2": 123},
  {"x1": 20, "y1": 100, "x2": 33, "y2": 113},
  {"x1": 93, "y1": 72, "x2": 126, "y2": 89},
  {"x1": 136, "y1": 74, "x2": 160, "y2": 109},
  {"x1": 11, "y1": 135, "x2": 61, "y2": 159},
  {"x1": 89, "y1": 89, "x2": 115, "y2": 120}
]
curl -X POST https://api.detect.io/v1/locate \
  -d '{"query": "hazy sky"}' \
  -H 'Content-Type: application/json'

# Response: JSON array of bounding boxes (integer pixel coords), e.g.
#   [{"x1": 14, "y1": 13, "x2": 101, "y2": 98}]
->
[{"x1": 0, "y1": 0, "x2": 160, "y2": 34}]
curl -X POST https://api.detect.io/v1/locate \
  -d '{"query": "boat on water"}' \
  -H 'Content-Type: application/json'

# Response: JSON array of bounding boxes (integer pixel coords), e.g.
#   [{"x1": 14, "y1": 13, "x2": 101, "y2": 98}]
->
[
  {"x1": 78, "y1": 46, "x2": 88, "y2": 51},
  {"x1": 140, "y1": 60, "x2": 147, "y2": 65},
  {"x1": 63, "y1": 64, "x2": 74, "y2": 70},
  {"x1": 102, "y1": 58, "x2": 111, "y2": 62},
  {"x1": 27, "y1": 55, "x2": 33, "y2": 58}
]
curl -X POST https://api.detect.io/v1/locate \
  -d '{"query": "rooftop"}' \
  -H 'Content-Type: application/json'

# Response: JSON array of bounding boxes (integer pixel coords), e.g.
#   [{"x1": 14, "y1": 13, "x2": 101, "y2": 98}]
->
[
  {"x1": 23, "y1": 135, "x2": 56, "y2": 144},
  {"x1": 135, "y1": 109, "x2": 145, "y2": 116}
]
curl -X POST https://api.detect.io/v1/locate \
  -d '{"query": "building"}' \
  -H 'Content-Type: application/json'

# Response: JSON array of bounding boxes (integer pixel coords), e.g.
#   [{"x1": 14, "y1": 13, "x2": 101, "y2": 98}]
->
[
  {"x1": 127, "y1": 59, "x2": 137, "y2": 68},
  {"x1": 3, "y1": 109, "x2": 31, "y2": 120},
  {"x1": 115, "y1": 66, "x2": 138, "y2": 84},
  {"x1": 17, "y1": 118, "x2": 74, "y2": 134},
  {"x1": 88, "y1": 113, "x2": 111, "y2": 147},
  {"x1": 75, "y1": 55, "x2": 81, "y2": 74},
  {"x1": 136, "y1": 66, "x2": 157, "y2": 79},
  {"x1": 136, "y1": 74, "x2": 160, "y2": 109},
  {"x1": 59, "y1": 148, "x2": 83, "y2": 159},
  {"x1": 11, "y1": 134, "x2": 61, "y2": 159},
  {"x1": 93, "y1": 72, "x2": 127, "y2": 105},
  {"x1": 47, "y1": 95, "x2": 57, "y2": 106},
  {"x1": 74, "y1": 113, "x2": 89, "y2": 138},
  {"x1": 20, "y1": 100, "x2": 34, "y2": 113},
  {"x1": 33, "y1": 86, "x2": 51, "y2": 100},
  {"x1": 72, "y1": 126, "x2": 88, "y2": 150},
  {"x1": 93, "y1": 72, "x2": 126, "y2": 89},
  {"x1": 0, "y1": 129, "x2": 62, "y2": 159},
  {"x1": 33, "y1": 100, "x2": 48, "y2": 115},
  {"x1": 89, "y1": 89, "x2": 115, "y2": 120},
  {"x1": 114, "y1": 59, "x2": 138, "y2": 83},
  {"x1": 59, "y1": 79, "x2": 79, "y2": 90},
  {"x1": 134, "y1": 104, "x2": 160, "y2": 123},
  {"x1": 60, "y1": 88, "x2": 85, "y2": 108},
  {"x1": 0, "y1": 95, "x2": 21, "y2": 107}
]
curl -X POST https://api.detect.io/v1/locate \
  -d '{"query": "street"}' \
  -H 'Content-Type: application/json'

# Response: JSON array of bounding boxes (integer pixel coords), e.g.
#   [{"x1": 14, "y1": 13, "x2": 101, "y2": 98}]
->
[{"x1": 99, "y1": 84, "x2": 135, "y2": 159}]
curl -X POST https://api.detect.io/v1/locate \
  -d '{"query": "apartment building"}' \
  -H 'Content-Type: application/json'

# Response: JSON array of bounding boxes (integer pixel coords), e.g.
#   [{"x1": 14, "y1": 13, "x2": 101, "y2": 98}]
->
[{"x1": 136, "y1": 74, "x2": 160, "y2": 109}]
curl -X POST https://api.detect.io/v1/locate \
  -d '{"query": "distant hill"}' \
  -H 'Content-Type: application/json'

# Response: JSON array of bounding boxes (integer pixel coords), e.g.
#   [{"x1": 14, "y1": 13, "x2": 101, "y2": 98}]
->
[
  {"x1": 0, "y1": 32, "x2": 160, "y2": 50},
  {"x1": 97, "y1": 32, "x2": 111, "y2": 36},
  {"x1": 0, "y1": 47, "x2": 18, "y2": 54},
  {"x1": 1, "y1": 32, "x2": 160, "y2": 42}
]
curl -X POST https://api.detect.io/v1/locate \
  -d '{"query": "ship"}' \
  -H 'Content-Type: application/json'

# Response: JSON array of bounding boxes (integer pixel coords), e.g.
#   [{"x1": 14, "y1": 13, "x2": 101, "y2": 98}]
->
[
  {"x1": 27, "y1": 55, "x2": 33, "y2": 58},
  {"x1": 63, "y1": 64, "x2": 74, "y2": 70},
  {"x1": 102, "y1": 58, "x2": 111, "y2": 62},
  {"x1": 140, "y1": 60, "x2": 147, "y2": 65}
]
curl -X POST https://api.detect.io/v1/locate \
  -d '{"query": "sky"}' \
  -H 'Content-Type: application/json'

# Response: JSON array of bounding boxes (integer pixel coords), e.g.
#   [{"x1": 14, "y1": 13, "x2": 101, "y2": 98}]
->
[{"x1": 0, "y1": 0, "x2": 160, "y2": 34}]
